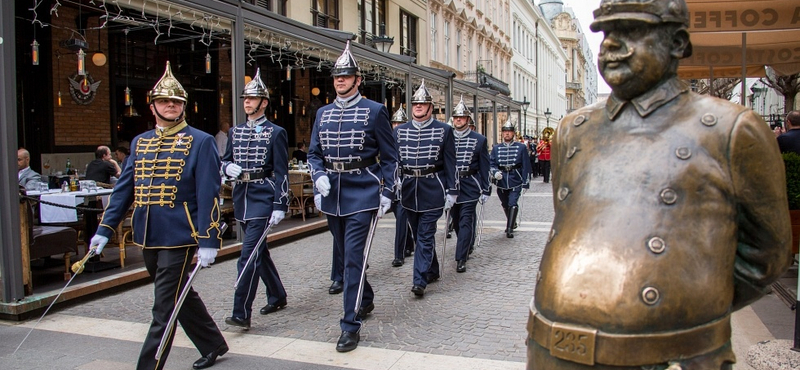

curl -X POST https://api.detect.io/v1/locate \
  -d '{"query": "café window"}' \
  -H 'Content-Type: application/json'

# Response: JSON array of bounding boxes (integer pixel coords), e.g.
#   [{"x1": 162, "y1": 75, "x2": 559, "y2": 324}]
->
[
  {"x1": 312, "y1": 0, "x2": 340, "y2": 29},
  {"x1": 400, "y1": 10, "x2": 417, "y2": 58},
  {"x1": 358, "y1": 0, "x2": 386, "y2": 46}
]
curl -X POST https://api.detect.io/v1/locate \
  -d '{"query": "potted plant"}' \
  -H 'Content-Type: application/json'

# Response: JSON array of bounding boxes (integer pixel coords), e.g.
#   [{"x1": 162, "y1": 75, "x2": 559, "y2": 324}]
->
[{"x1": 783, "y1": 152, "x2": 800, "y2": 254}]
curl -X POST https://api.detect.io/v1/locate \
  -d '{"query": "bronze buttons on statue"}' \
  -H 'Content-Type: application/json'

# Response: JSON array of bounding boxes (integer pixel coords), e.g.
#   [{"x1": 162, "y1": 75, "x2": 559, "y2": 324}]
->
[
  {"x1": 660, "y1": 188, "x2": 678, "y2": 205},
  {"x1": 647, "y1": 237, "x2": 666, "y2": 254},
  {"x1": 641, "y1": 287, "x2": 660, "y2": 305},
  {"x1": 701, "y1": 113, "x2": 717, "y2": 126},
  {"x1": 675, "y1": 147, "x2": 691, "y2": 160},
  {"x1": 573, "y1": 115, "x2": 586, "y2": 126},
  {"x1": 558, "y1": 187, "x2": 570, "y2": 201}
]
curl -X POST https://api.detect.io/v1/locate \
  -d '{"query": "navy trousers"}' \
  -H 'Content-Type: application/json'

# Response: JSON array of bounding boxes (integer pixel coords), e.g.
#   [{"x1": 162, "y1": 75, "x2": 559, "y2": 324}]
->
[
  {"x1": 451, "y1": 201, "x2": 477, "y2": 262},
  {"x1": 406, "y1": 208, "x2": 443, "y2": 287},
  {"x1": 330, "y1": 239, "x2": 343, "y2": 283},
  {"x1": 497, "y1": 187, "x2": 522, "y2": 209},
  {"x1": 327, "y1": 211, "x2": 375, "y2": 333},
  {"x1": 232, "y1": 218, "x2": 286, "y2": 319},
  {"x1": 393, "y1": 202, "x2": 414, "y2": 260},
  {"x1": 138, "y1": 247, "x2": 226, "y2": 370}
]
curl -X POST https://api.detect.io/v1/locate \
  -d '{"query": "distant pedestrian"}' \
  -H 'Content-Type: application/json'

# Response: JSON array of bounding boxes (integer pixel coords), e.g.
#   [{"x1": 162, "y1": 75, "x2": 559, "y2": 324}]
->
[{"x1": 777, "y1": 110, "x2": 800, "y2": 155}]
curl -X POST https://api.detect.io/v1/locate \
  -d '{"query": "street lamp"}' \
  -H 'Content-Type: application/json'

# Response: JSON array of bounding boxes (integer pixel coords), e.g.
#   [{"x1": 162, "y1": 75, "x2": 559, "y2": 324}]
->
[
  {"x1": 544, "y1": 107, "x2": 552, "y2": 129},
  {"x1": 372, "y1": 23, "x2": 394, "y2": 53},
  {"x1": 521, "y1": 96, "x2": 530, "y2": 137}
]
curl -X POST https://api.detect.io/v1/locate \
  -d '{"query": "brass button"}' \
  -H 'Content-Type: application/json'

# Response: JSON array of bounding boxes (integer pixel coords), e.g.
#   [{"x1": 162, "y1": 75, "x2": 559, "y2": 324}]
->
[
  {"x1": 660, "y1": 188, "x2": 678, "y2": 205},
  {"x1": 573, "y1": 115, "x2": 586, "y2": 126},
  {"x1": 701, "y1": 113, "x2": 717, "y2": 126},
  {"x1": 567, "y1": 146, "x2": 579, "y2": 159},
  {"x1": 558, "y1": 187, "x2": 570, "y2": 201},
  {"x1": 647, "y1": 237, "x2": 666, "y2": 254},
  {"x1": 675, "y1": 147, "x2": 691, "y2": 160},
  {"x1": 642, "y1": 287, "x2": 660, "y2": 305}
]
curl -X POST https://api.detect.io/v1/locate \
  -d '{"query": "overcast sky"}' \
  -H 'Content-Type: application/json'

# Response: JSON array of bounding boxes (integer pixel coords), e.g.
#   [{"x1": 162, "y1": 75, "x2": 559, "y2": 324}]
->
[{"x1": 564, "y1": 1, "x2": 611, "y2": 94}]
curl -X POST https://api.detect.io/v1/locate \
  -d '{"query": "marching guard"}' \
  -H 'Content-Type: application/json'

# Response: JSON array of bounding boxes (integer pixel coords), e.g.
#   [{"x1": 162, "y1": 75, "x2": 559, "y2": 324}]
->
[
  {"x1": 391, "y1": 107, "x2": 415, "y2": 267},
  {"x1": 90, "y1": 62, "x2": 228, "y2": 370},
  {"x1": 396, "y1": 80, "x2": 458, "y2": 297},
  {"x1": 307, "y1": 41, "x2": 398, "y2": 352},
  {"x1": 448, "y1": 96, "x2": 490, "y2": 272},
  {"x1": 490, "y1": 121, "x2": 531, "y2": 238},
  {"x1": 221, "y1": 68, "x2": 290, "y2": 329}
]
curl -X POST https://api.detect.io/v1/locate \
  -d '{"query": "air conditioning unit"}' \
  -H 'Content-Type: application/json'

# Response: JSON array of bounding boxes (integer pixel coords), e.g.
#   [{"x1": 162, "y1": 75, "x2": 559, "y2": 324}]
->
[{"x1": 60, "y1": 38, "x2": 89, "y2": 51}]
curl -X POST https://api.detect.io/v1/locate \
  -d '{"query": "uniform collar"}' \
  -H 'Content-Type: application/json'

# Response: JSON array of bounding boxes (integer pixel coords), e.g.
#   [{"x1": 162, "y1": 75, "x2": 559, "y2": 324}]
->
[
  {"x1": 156, "y1": 121, "x2": 188, "y2": 137},
  {"x1": 605, "y1": 77, "x2": 688, "y2": 121},
  {"x1": 335, "y1": 93, "x2": 362, "y2": 109},
  {"x1": 453, "y1": 128, "x2": 471, "y2": 138},
  {"x1": 412, "y1": 117, "x2": 434, "y2": 129},
  {"x1": 246, "y1": 115, "x2": 267, "y2": 127}
]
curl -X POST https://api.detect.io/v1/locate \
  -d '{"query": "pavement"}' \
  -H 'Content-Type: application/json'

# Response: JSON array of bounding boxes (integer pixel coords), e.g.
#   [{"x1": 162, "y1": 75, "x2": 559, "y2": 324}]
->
[{"x1": 0, "y1": 178, "x2": 796, "y2": 370}]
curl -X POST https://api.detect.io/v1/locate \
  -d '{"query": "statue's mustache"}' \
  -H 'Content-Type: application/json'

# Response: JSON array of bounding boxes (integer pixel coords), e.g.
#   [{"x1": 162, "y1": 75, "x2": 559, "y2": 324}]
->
[{"x1": 599, "y1": 48, "x2": 635, "y2": 63}]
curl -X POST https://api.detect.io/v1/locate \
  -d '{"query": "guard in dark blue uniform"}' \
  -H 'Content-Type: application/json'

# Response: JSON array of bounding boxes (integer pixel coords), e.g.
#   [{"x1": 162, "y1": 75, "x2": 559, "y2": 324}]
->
[
  {"x1": 490, "y1": 121, "x2": 531, "y2": 238},
  {"x1": 448, "y1": 96, "x2": 490, "y2": 273},
  {"x1": 396, "y1": 80, "x2": 458, "y2": 297},
  {"x1": 221, "y1": 68, "x2": 290, "y2": 329},
  {"x1": 307, "y1": 41, "x2": 398, "y2": 352},
  {"x1": 391, "y1": 107, "x2": 415, "y2": 267},
  {"x1": 91, "y1": 62, "x2": 228, "y2": 370}
]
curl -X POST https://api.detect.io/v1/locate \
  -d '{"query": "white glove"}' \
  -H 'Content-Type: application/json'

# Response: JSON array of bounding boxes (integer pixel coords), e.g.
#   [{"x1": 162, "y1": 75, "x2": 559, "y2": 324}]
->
[
  {"x1": 444, "y1": 194, "x2": 457, "y2": 211},
  {"x1": 225, "y1": 163, "x2": 242, "y2": 178},
  {"x1": 479, "y1": 194, "x2": 489, "y2": 204},
  {"x1": 315, "y1": 175, "x2": 331, "y2": 197},
  {"x1": 494, "y1": 171, "x2": 503, "y2": 180},
  {"x1": 197, "y1": 248, "x2": 217, "y2": 267},
  {"x1": 314, "y1": 194, "x2": 322, "y2": 210},
  {"x1": 269, "y1": 210, "x2": 285, "y2": 226},
  {"x1": 377, "y1": 195, "x2": 392, "y2": 218},
  {"x1": 90, "y1": 235, "x2": 109, "y2": 255}
]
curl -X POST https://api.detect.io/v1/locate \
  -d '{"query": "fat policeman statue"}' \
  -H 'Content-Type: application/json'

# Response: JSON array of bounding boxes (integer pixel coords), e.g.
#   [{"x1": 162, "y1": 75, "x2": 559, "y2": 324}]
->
[{"x1": 528, "y1": 0, "x2": 792, "y2": 369}]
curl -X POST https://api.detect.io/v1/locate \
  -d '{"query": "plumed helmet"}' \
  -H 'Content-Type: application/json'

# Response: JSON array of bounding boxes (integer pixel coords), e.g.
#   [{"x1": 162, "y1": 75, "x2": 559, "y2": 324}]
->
[
  {"x1": 452, "y1": 95, "x2": 472, "y2": 118},
  {"x1": 391, "y1": 107, "x2": 408, "y2": 123},
  {"x1": 590, "y1": 0, "x2": 690, "y2": 32},
  {"x1": 501, "y1": 119, "x2": 516, "y2": 132},
  {"x1": 241, "y1": 68, "x2": 269, "y2": 98},
  {"x1": 410, "y1": 79, "x2": 433, "y2": 104},
  {"x1": 149, "y1": 61, "x2": 188, "y2": 102},
  {"x1": 331, "y1": 40, "x2": 361, "y2": 77}
]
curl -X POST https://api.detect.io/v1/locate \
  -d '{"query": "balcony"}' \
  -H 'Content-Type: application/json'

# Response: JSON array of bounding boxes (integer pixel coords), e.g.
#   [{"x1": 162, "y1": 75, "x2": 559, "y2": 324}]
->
[
  {"x1": 566, "y1": 81, "x2": 582, "y2": 90},
  {"x1": 463, "y1": 70, "x2": 511, "y2": 96}
]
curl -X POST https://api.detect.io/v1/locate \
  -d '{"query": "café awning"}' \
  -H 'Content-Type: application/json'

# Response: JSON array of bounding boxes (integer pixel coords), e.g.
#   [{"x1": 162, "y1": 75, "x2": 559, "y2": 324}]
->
[{"x1": 678, "y1": 0, "x2": 800, "y2": 80}]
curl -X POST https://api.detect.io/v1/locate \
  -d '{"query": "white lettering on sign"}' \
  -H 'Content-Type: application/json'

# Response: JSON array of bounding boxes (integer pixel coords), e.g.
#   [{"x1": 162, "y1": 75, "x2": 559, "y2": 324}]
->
[{"x1": 689, "y1": 6, "x2": 800, "y2": 31}]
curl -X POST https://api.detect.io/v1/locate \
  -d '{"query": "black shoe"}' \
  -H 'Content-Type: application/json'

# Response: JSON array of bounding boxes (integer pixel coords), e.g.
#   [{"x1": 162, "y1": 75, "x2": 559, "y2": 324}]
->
[
  {"x1": 259, "y1": 298, "x2": 287, "y2": 315},
  {"x1": 192, "y1": 343, "x2": 228, "y2": 369},
  {"x1": 456, "y1": 260, "x2": 466, "y2": 273},
  {"x1": 469, "y1": 247, "x2": 474, "y2": 255},
  {"x1": 506, "y1": 231, "x2": 514, "y2": 238},
  {"x1": 336, "y1": 331, "x2": 360, "y2": 352},
  {"x1": 224, "y1": 316, "x2": 250, "y2": 330},
  {"x1": 356, "y1": 303, "x2": 375, "y2": 320},
  {"x1": 411, "y1": 285, "x2": 425, "y2": 296},
  {"x1": 425, "y1": 273, "x2": 440, "y2": 284},
  {"x1": 404, "y1": 249, "x2": 414, "y2": 257},
  {"x1": 392, "y1": 258, "x2": 404, "y2": 267},
  {"x1": 446, "y1": 232, "x2": 452, "y2": 239},
  {"x1": 329, "y1": 281, "x2": 343, "y2": 294}
]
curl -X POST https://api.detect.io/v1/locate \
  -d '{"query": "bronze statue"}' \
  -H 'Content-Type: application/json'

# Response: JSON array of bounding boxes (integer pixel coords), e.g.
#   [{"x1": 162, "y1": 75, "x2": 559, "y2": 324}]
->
[{"x1": 527, "y1": 0, "x2": 792, "y2": 369}]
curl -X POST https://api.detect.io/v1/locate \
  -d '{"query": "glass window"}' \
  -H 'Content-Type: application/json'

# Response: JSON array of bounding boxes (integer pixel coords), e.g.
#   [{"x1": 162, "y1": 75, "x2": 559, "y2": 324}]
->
[
  {"x1": 444, "y1": 21, "x2": 450, "y2": 66},
  {"x1": 400, "y1": 10, "x2": 418, "y2": 58},
  {"x1": 312, "y1": 0, "x2": 339, "y2": 29},
  {"x1": 430, "y1": 13, "x2": 437, "y2": 61}
]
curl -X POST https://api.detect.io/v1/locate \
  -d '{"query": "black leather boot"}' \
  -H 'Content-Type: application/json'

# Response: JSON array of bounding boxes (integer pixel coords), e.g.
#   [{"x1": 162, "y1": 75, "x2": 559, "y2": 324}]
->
[{"x1": 506, "y1": 206, "x2": 518, "y2": 238}]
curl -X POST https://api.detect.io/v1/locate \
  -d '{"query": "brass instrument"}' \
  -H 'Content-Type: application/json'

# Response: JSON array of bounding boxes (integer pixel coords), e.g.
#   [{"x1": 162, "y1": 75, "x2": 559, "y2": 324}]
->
[{"x1": 541, "y1": 127, "x2": 555, "y2": 143}]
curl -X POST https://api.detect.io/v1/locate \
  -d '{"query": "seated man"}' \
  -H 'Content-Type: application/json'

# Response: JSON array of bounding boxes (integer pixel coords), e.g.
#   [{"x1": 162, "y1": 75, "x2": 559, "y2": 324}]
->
[
  {"x1": 85, "y1": 146, "x2": 121, "y2": 184},
  {"x1": 18, "y1": 148, "x2": 41, "y2": 190},
  {"x1": 292, "y1": 142, "x2": 308, "y2": 163}
]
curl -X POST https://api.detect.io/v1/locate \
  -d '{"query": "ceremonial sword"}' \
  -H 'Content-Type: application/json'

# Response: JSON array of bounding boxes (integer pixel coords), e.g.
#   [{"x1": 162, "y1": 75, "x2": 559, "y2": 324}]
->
[
  {"x1": 353, "y1": 212, "x2": 379, "y2": 315},
  {"x1": 233, "y1": 222, "x2": 272, "y2": 289},
  {"x1": 156, "y1": 222, "x2": 227, "y2": 360},
  {"x1": 14, "y1": 247, "x2": 99, "y2": 354}
]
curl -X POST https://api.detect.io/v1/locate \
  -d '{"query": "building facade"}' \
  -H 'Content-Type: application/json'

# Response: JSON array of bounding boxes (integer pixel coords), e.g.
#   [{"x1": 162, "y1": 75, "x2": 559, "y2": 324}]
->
[{"x1": 511, "y1": 0, "x2": 566, "y2": 138}]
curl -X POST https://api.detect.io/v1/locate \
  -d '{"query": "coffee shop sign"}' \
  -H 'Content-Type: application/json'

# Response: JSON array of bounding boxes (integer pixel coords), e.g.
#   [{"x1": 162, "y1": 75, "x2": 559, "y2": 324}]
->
[{"x1": 689, "y1": 5, "x2": 800, "y2": 32}]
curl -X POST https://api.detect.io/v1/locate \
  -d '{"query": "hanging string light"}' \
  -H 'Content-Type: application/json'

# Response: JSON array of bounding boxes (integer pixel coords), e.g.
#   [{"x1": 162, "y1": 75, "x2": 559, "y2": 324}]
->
[
  {"x1": 194, "y1": 101, "x2": 199, "y2": 113},
  {"x1": 286, "y1": 66, "x2": 291, "y2": 81},
  {"x1": 220, "y1": 93, "x2": 224, "y2": 105},
  {"x1": 77, "y1": 48, "x2": 86, "y2": 75},
  {"x1": 205, "y1": 51, "x2": 212, "y2": 74},
  {"x1": 32, "y1": 39, "x2": 40, "y2": 65},
  {"x1": 56, "y1": 53, "x2": 62, "y2": 107},
  {"x1": 124, "y1": 28, "x2": 131, "y2": 106},
  {"x1": 288, "y1": 100, "x2": 293, "y2": 114}
]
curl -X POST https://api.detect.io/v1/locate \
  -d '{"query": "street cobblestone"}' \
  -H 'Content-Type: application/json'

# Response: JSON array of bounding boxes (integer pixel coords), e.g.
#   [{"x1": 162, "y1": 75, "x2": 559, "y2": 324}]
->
[{"x1": 58, "y1": 179, "x2": 556, "y2": 364}]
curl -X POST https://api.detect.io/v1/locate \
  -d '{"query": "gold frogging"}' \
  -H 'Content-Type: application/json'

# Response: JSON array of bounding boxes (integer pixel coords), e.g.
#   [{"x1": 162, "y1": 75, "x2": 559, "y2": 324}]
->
[{"x1": 133, "y1": 131, "x2": 193, "y2": 208}]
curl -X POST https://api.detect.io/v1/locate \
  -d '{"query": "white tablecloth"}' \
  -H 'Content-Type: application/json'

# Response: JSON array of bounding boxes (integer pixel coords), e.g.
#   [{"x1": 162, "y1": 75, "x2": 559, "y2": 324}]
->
[{"x1": 40, "y1": 193, "x2": 77, "y2": 223}]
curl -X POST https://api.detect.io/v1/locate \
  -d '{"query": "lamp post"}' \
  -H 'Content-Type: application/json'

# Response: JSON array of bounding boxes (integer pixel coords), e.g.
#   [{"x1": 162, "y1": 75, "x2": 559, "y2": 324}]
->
[
  {"x1": 521, "y1": 96, "x2": 530, "y2": 137},
  {"x1": 544, "y1": 107, "x2": 552, "y2": 129},
  {"x1": 372, "y1": 23, "x2": 394, "y2": 53}
]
